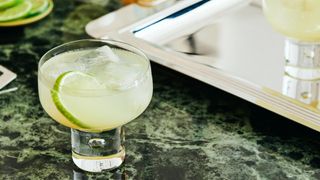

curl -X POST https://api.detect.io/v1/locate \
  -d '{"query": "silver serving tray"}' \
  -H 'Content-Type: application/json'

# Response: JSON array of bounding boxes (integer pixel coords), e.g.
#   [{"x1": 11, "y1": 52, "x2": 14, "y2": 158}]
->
[{"x1": 86, "y1": 0, "x2": 320, "y2": 132}]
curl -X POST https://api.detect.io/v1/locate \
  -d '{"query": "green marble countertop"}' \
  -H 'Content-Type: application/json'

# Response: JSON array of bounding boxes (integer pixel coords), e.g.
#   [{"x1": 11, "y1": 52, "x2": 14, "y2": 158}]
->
[{"x1": 1, "y1": 0, "x2": 320, "y2": 179}]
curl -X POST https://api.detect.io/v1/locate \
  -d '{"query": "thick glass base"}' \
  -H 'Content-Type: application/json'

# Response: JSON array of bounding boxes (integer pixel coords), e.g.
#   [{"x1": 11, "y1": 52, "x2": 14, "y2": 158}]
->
[
  {"x1": 71, "y1": 127, "x2": 125, "y2": 172},
  {"x1": 72, "y1": 148, "x2": 125, "y2": 172},
  {"x1": 283, "y1": 40, "x2": 320, "y2": 108}
]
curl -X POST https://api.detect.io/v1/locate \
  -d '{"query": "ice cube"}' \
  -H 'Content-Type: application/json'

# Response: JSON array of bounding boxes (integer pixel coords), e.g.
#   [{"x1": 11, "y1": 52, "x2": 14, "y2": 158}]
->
[
  {"x1": 76, "y1": 46, "x2": 120, "y2": 68},
  {"x1": 97, "y1": 46, "x2": 120, "y2": 62},
  {"x1": 45, "y1": 62, "x2": 85, "y2": 81},
  {"x1": 82, "y1": 47, "x2": 147, "y2": 90},
  {"x1": 88, "y1": 61, "x2": 144, "y2": 90}
]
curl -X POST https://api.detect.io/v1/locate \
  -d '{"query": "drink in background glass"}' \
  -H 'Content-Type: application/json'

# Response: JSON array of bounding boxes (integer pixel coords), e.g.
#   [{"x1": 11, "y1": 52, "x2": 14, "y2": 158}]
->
[
  {"x1": 137, "y1": 0, "x2": 167, "y2": 6},
  {"x1": 263, "y1": 0, "x2": 320, "y2": 41},
  {"x1": 263, "y1": 0, "x2": 320, "y2": 108},
  {"x1": 38, "y1": 39, "x2": 153, "y2": 172}
]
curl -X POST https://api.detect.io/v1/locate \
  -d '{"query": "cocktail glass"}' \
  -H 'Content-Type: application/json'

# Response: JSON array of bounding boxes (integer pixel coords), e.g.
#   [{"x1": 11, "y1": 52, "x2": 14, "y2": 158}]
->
[
  {"x1": 263, "y1": 0, "x2": 320, "y2": 108},
  {"x1": 38, "y1": 39, "x2": 153, "y2": 172}
]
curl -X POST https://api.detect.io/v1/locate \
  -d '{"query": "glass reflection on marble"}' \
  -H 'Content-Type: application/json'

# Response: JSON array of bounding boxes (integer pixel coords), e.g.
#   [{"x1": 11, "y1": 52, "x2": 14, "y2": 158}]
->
[{"x1": 73, "y1": 165, "x2": 127, "y2": 179}]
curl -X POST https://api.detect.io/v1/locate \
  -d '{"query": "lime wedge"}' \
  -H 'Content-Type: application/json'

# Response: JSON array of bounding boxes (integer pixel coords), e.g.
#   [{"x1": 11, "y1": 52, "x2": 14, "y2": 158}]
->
[
  {"x1": 29, "y1": 0, "x2": 48, "y2": 15},
  {"x1": 51, "y1": 71, "x2": 105, "y2": 129},
  {"x1": 0, "y1": 0, "x2": 32, "y2": 22},
  {"x1": 0, "y1": 0, "x2": 19, "y2": 10}
]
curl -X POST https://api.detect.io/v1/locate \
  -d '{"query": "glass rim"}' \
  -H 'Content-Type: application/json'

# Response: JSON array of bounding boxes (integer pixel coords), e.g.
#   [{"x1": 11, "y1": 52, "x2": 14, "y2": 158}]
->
[{"x1": 38, "y1": 39, "x2": 151, "y2": 95}]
